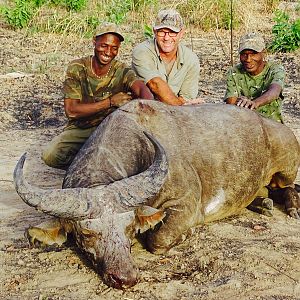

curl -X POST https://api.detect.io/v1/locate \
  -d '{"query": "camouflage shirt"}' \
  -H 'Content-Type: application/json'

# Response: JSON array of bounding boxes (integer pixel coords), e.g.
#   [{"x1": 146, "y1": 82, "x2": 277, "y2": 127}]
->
[
  {"x1": 225, "y1": 61, "x2": 285, "y2": 122},
  {"x1": 63, "y1": 55, "x2": 138, "y2": 128}
]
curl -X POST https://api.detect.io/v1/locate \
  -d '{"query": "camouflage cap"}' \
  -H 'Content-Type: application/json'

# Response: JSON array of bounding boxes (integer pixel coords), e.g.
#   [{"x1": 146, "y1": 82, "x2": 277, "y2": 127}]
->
[
  {"x1": 94, "y1": 22, "x2": 124, "y2": 41},
  {"x1": 238, "y1": 32, "x2": 266, "y2": 53},
  {"x1": 153, "y1": 9, "x2": 184, "y2": 33}
]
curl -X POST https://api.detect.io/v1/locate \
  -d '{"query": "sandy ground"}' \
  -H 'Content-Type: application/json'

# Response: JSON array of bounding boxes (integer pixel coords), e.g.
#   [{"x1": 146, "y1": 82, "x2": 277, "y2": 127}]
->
[{"x1": 0, "y1": 16, "x2": 300, "y2": 300}]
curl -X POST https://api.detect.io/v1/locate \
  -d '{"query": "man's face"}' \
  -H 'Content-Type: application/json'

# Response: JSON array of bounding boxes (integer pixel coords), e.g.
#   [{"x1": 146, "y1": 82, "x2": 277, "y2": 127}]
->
[
  {"x1": 154, "y1": 28, "x2": 184, "y2": 54},
  {"x1": 240, "y1": 49, "x2": 265, "y2": 76},
  {"x1": 93, "y1": 33, "x2": 121, "y2": 65}
]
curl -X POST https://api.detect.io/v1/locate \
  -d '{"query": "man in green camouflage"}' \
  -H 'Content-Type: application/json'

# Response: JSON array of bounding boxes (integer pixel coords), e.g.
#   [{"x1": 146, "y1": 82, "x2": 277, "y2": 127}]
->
[
  {"x1": 225, "y1": 32, "x2": 285, "y2": 123},
  {"x1": 42, "y1": 22, "x2": 153, "y2": 169}
]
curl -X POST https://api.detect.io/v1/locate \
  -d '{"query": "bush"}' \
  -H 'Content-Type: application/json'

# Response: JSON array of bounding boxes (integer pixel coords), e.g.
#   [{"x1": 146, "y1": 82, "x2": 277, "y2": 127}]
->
[
  {"x1": 269, "y1": 10, "x2": 300, "y2": 53},
  {"x1": 65, "y1": 0, "x2": 86, "y2": 11},
  {"x1": 103, "y1": 0, "x2": 132, "y2": 24},
  {"x1": 0, "y1": 0, "x2": 36, "y2": 29}
]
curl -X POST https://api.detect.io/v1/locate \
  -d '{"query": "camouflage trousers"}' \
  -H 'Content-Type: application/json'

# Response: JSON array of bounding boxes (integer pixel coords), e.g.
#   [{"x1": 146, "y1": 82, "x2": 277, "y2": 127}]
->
[{"x1": 42, "y1": 125, "x2": 97, "y2": 169}]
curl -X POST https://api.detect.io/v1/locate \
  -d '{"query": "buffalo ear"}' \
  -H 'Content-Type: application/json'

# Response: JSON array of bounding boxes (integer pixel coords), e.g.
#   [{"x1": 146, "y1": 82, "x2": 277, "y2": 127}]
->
[
  {"x1": 25, "y1": 219, "x2": 67, "y2": 247},
  {"x1": 134, "y1": 206, "x2": 166, "y2": 233}
]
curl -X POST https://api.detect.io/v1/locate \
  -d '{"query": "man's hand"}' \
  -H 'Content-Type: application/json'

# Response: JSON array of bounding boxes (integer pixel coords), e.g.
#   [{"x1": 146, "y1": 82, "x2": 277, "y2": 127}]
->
[
  {"x1": 183, "y1": 98, "x2": 206, "y2": 106},
  {"x1": 111, "y1": 92, "x2": 132, "y2": 107},
  {"x1": 236, "y1": 96, "x2": 259, "y2": 110}
]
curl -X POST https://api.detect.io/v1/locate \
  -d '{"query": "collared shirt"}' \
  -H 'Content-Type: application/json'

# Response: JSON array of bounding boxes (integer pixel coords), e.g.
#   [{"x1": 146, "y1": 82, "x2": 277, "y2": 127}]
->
[
  {"x1": 132, "y1": 38, "x2": 200, "y2": 100},
  {"x1": 63, "y1": 55, "x2": 138, "y2": 128},
  {"x1": 225, "y1": 61, "x2": 285, "y2": 122}
]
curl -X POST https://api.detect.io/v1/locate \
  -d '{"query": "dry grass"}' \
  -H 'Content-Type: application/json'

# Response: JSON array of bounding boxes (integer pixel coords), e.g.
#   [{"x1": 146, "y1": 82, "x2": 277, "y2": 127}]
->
[{"x1": 1, "y1": 0, "x2": 285, "y2": 36}]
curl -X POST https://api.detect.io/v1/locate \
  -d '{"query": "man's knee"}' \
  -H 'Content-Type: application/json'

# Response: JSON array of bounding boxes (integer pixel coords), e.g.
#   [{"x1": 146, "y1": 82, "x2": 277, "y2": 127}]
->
[
  {"x1": 41, "y1": 138, "x2": 79, "y2": 170},
  {"x1": 41, "y1": 146, "x2": 69, "y2": 169},
  {"x1": 41, "y1": 126, "x2": 95, "y2": 169}
]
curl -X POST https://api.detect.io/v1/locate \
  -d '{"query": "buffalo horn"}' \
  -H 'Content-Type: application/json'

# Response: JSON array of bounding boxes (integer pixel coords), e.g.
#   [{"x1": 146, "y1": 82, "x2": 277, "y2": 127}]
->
[{"x1": 13, "y1": 132, "x2": 168, "y2": 219}]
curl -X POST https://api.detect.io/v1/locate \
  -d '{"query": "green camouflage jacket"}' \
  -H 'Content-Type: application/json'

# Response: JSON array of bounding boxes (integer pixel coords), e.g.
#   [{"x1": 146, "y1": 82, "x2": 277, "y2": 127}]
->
[{"x1": 225, "y1": 61, "x2": 285, "y2": 123}]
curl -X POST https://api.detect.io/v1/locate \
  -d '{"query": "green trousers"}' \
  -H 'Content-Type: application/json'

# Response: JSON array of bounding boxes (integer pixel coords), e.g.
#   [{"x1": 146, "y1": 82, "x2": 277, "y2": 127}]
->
[{"x1": 42, "y1": 126, "x2": 97, "y2": 169}]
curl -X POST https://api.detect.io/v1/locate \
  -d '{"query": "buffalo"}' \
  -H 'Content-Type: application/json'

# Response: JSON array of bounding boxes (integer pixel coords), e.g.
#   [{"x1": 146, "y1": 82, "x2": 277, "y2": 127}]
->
[{"x1": 14, "y1": 100, "x2": 300, "y2": 289}]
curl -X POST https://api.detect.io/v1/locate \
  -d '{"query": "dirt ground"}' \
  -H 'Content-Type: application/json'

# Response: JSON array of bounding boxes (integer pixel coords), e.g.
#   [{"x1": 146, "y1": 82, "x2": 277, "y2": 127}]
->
[{"x1": 1, "y1": 11, "x2": 300, "y2": 300}]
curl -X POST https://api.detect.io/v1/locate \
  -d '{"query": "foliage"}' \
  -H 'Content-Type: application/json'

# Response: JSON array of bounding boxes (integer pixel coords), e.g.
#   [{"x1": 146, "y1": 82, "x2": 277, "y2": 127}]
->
[
  {"x1": 269, "y1": 10, "x2": 300, "y2": 53},
  {"x1": 49, "y1": 0, "x2": 64, "y2": 5},
  {"x1": 177, "y1": 0, "x2": 240, "y2": 31},
  {"x1": 103, "y1": 0, "x2": 132, "y2": 24},
  {"x1": 0, "y1": 0, "x2": 287, "y2": 38},
  {"x1": 32, "y1": 0, "x2": 47, "y2": 7},
  {"x1": 65, "y1": 0, "x2": 86, "y2": 11},
  {"x1": 0, "y1": 0, "x2": 36, "y2": 29},
  {"x1": 0, "y1": 0, "x2": 238, "y2": 33},
  {"x1": 143, "y1": 24, "x2": 153, "y2": 39}
]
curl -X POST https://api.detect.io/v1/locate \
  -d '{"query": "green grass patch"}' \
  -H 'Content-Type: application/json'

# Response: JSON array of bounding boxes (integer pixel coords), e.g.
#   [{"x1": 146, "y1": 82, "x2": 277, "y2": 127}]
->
[{"x1": 269, "y1": 9, "x2": 300, "y2": 53}]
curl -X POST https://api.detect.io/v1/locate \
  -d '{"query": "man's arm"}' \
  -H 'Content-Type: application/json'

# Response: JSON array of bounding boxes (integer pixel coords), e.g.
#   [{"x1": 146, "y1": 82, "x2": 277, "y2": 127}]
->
[
  {"x1": 64, "y1": 98, "x2": 110, "y2": 119},
  {"x1": 224, "y1": 67, "x2": 240, "y2": 105},
  {"x1": 254, "y1": 83, "x2": 282, "y2": 106},
  {"x1": 236, "y1": 83, "x2": 283, "y2": 109},
  {"x1": 64, "y1": 93, "x2": 132, "y2": 119},
  {"x1": 147, "y1": 77, "x2": 185, "y2": 105},
  {"x1": 147, "y1": 50, "x2": 200, "y2": 106},
  {"x1": 130, "y1": 80, "x2": 154, "y2": 100},
  {"x1": 225, "y1": 97, "x2": 238, "y2": 105}
]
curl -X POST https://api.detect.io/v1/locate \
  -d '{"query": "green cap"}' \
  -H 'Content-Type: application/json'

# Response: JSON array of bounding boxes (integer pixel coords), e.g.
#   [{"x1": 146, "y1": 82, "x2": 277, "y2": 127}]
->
[
  {"x1": 153, "y1": 9, "x2": 183, "y2": 33},
  {"x1": 95, "y1": 22, "x2": 124, "y2": 41},
  {"x1": 239, "y1": 32, "x2": 265, "y2": 53}
]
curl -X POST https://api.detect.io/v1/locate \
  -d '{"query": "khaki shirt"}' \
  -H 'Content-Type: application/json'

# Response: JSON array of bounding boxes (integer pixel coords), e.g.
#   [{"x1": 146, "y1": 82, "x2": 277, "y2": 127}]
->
[
  {"x1": 132, "y1": 39, "x2": 200, "y2": 100},
  {"x1": 63, "y1": 56, "x2": 138, "y2": 128},
  {"x1": 225, "y1": 61, "x2": 285, "y2": 122}
]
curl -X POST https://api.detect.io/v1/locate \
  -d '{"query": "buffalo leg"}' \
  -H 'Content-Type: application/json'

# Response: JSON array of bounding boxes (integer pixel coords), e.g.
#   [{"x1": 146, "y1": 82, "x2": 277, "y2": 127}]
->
[
  {"x1": 269, "y1": 187, "x2": 300, "y2": 219},
  {"x1": 145, "y1": 189, "x2": 200, "y2": 254},
  {"x1": 247, "y1": 186, "x2": 273, "y2": 216},
  {"x1": 145, "y1": 210, "x2": 195, "y2": 254},
  {"x1": 247, "y1": 197, "x2": 273, "y2": 217},
  {"x1": 294, "y1": 184, "x2": 300, "y2": 193}
]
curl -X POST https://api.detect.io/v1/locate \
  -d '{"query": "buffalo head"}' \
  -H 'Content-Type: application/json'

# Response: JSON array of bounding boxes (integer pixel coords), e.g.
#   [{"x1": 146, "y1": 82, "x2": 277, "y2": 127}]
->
[{"x1": 14, "y1": 133, "x2": 168, "y2": 289}]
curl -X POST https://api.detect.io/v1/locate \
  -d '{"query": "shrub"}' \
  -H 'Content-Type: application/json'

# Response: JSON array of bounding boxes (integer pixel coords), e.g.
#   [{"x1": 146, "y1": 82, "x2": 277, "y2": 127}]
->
[
  {"x1": 269, "y1": 10, "x2": 300, "y2": 52},
  {"x1": 101, "y1": 0, "x2": 132, "y2": 24},
  {"x1": 65, "y1": 0, "x2": 86, "y2": 11},
  {"x1": 0, "y1": 0, "x2": 37, "y2": 29},
  {"x1": 143, "y1": 24, "x2": 153, "y2": 39}
]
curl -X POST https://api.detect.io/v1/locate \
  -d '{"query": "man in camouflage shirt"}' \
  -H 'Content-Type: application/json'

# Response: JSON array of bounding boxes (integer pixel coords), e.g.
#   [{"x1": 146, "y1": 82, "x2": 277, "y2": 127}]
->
[
  {"x1": 42, "y1": 22, "x2": 153, "y2": 169},
  {"x1": 225, "y1": 32, "x2": 285, "y2": 123}
]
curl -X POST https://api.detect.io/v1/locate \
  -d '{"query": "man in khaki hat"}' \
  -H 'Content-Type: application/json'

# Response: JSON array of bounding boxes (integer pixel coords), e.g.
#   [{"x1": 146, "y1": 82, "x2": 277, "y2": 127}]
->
[
  {"x1": 132, "y1": 8, "x2": 203, "y2": 106},
  {"x1": 42, "y1": 22, "x2": 153, "y2": 169},
  {"x1": 225, "y1": 32, "x2": 286, "y2": 123}
]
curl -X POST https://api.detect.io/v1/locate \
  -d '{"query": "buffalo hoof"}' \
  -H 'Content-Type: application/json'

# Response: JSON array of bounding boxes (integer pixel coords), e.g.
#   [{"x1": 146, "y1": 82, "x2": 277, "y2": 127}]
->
[
  {"x1": 294, "y1": 184, "x2": 300, "y2": 193},
  {"x1": 247, "y1": 197, "x2": 273, "y2": 217},
  {"x1": 269, "y1": 187, "x2": 300, "y2": 219},
  {"x1": 261, "y1": 197, "x2": 273, "y2": 210},
  {"x1": 287, "y1": 208, "x2": 300, "y2": 219}
]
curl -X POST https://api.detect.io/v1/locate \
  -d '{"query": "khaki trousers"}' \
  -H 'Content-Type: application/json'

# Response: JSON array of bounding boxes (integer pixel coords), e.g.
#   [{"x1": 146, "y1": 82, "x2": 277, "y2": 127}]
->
[{"x1": 42, "y1": 126, "x2": 97, "y2": 169}]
